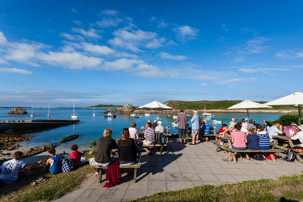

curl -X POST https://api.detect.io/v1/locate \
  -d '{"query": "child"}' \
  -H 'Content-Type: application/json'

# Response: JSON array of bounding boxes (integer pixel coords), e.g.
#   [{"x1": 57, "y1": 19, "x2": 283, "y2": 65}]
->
[
  {"x1": 46, "y1": 148, "x2": 62, "y2": 174},
  {"x1": 70, "y1": 144, "x2": 81, "y2": 167},
  {"x1": 247, "y1": 128, "x2": 260, "y2": 150}
]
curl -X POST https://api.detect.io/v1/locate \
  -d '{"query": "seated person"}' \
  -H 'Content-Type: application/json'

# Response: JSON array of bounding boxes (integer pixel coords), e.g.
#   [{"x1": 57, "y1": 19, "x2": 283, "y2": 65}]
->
[
  {"x1": 118, "y1": 128, "x2": 137, "y2": 165},
  {"x1": 268, "y1": 121, "x2": 283, "y2": 142},
  {"x1": 247, "y1": 128, "x2": 260, "y2": 150},
  {"x1": 69, "y1": 144, "x2": 81, "y2": 168},
  {"x1": 290, "y1": 125, "x2": 303, "y2": 147},
  {"x1": 231, "y1": 123, "x2": 248, "y2": 159},
  {"x1": 240, "y1": 122, "x2": 248, "y2": 134},
  {"x1": 129, "y1": 122, "x2": 139, "y2": 143},
  {"x1": 143, "y1": 122, "x2": 155, "y2": 155},
  {"x1": 256, "y1": 126, "x2": 271, "y2": 150},
  {"x1": 155, "y1": 121, "x2": 165, "y2": 144},
  {"x1": 288, "y1": 123, "x2": 298, "y2": 137},
  {"x1": 218, "y1": 124, "x2": 230, "y2": 136},
  {"x1": 46, "y1": 148, "x2": 63, "y2": 174},
  {"x1": 89, "y1": 129, "x2": 117, "y2": 174},
  {"x1": 0, "y1": 151, "x2": 44, "y2": 184},
  {"x1": 247, "y1": 120, "x2": 255, "y2": 129}
]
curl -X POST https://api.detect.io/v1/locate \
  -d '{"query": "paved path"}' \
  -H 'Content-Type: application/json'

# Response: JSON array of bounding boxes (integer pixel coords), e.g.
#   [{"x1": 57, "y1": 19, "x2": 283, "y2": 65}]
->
[{"x1": 55, "y1": 140, "x2": 303, "y2": 202}]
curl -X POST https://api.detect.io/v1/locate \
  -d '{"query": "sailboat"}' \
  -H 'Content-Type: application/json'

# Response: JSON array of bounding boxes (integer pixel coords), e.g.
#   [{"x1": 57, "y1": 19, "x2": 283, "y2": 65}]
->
[
  {"x1": 30, "y1": 104, "x2": 35, "y2": 118},
  {"x1": 92, "y1": 107, "x2": 96, "y2": 117},
  {"x1": 47, "y1": 104, "x2": 52, "y2": 118},
  {"x1": 71, "y1": 103, "x2": 79, "y2": 120}
]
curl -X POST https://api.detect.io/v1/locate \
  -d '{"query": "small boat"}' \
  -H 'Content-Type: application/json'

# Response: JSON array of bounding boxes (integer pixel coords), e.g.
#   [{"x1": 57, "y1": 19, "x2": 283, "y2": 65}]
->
[
  {"x1": 92, "y1": 108, "x2": 96, "y2": 117},
  {"x1": 104, "y1": 112, "x2": 116, "y2": 118},
  {"x1": 130, "y1": 114, "x2": 136, "y2": 117},
  {"x1": 172, "y1": 121, "x2": 178, "y2": 128},
  {"x1": 47, "y1": 104, "x2": 52, "y2": 118},
  {"x1": 173, "y1": 115, "x2": 178, "y2": 120},
  {"x1": 30, "y1": 105, "x2": 35, "y2": 118},
  {"x1": 144, "y1": 113, "x2": 150, "y2": 116},
  {"x1": 71, "y1": 103, "x2": 79, "y2": 120},
  {"x1": 212, "y1": 120, "x2": 222, "y2": 124},
  {"x1": 203, "y1": 113, "x2": 212, "y2": 121}
]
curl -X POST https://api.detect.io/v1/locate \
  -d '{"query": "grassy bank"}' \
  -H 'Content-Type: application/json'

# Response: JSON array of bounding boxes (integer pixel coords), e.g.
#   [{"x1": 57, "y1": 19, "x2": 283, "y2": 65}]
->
[
  {"x1": 135, "y1": 174, "x2": 303, "y2": 201},
  {"x1": 0, "y1": 152, "x2": 94, "y2": 202}
]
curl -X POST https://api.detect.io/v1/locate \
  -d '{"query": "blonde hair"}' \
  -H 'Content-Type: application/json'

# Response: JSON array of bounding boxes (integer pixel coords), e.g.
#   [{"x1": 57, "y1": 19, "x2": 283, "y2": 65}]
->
[{"x1": 103, "y1": 129, "x2": 113, "y2": 137}]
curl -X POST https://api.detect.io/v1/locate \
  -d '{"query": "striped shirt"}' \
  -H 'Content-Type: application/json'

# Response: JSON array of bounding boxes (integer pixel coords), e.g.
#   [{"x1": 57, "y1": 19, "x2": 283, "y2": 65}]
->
[
  {"x1": 144, "y1": 127, "x2": 155, "y2": 142},
  {"x1": 257, "y1": 131, "x2": 270, "y2": 149}
]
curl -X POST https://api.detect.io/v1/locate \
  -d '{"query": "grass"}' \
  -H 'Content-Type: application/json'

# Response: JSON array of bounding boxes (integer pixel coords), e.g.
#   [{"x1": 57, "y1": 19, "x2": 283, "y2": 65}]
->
[
  {"x1": 0, "y1": 152, "x2": 94, "y2": 202},
  {"x1": 135, "y1": 174, "x2": 303, "y2": 201}
]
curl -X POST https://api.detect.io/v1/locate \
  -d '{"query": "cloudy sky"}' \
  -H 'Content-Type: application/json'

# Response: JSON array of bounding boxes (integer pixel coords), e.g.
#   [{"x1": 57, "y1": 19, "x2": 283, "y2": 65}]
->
[{"x1": 0, "y1": 0, "x2": 302, "y2": 107}]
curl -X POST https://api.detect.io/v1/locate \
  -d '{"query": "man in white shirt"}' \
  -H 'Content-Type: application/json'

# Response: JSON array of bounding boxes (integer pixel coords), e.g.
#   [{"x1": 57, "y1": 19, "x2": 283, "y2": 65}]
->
[
  {"x1": 268, "y1": 121, "x2": 283, "y2": 142},
  {"x1": 291, "y1": 125, "x2": 303, "y2": 147}
]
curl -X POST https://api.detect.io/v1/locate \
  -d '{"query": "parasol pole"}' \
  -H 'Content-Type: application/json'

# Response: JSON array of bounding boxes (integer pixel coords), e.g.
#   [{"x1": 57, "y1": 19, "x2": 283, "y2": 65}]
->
[
  {"x1": 299, "y1": 104, "x2": 301, "y2": 125},
  {"x1": 246, "y1": 109, "x2": 249, "y2": 119}
]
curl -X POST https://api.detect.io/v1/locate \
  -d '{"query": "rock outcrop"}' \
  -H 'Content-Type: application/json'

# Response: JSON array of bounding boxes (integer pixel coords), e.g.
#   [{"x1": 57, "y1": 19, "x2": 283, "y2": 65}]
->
[
  {"x1": 116, "y1": 104, "x2": 135, "y2": 113},
  {"x1": 60, "y1": 134, "x2": 80, "y2": 143},
  {"x1": 8, "y1": 108, "x2": 28, "y2": 114}
]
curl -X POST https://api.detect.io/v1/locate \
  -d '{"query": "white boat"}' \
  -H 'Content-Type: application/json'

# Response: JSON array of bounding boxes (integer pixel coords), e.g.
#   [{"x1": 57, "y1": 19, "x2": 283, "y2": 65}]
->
[
  {"x1": 30, "y1": 104, "x2": 35, "y2": 118},
  {"x1": 47, "y1": 104, "x2": 52, "y2": 118},
  {"x1": 145, "y1": 113, "x2": 150, "y2": 116},
  {"x1": 173, "y1": 115, "x2": 178, "y2": 120},
  {"x1": 212, "y1": 120, "x2": 222, "y2": 124},
  {"x1": 71, "y1": 103, "x2": 79, "y2": 120},
  {"x1": 130, "y1": 113, "x2": 136, "y2": 117},
  {"x1": 104, "y1": 112, "x2": 116, "y2": 118},
  {"x1": 203, "y1": 113, "x2": 212, "y2": 121},
  {"x1": 92, "y1": 108, "x2": 96, "y2": 117},
  {"x1": 172, "y1": 121, "x2": 178, "y2": 128}
]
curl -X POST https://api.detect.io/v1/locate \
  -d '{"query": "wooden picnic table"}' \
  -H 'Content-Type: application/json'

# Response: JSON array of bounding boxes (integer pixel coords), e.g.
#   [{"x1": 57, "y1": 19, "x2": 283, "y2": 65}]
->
[{"x1": 272, "y1": 135, "x2": 294, "y2": 150}]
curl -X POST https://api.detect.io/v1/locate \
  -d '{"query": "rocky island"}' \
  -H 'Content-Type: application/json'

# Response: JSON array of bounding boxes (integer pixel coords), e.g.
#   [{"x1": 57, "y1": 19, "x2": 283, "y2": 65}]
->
[{"x1": 8, "y1": 108, "x2": 28, "y2": 114}]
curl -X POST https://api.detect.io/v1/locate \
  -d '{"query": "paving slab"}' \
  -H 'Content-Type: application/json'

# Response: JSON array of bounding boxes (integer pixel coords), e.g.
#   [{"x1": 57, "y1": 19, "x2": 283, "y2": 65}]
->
[{"x1": 55, "y1": 140, "x2": 303, "y2": 202}]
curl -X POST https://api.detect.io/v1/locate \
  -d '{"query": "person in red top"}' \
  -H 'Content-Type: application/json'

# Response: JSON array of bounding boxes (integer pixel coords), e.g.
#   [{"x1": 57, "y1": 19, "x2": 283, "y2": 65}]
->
[
  {"x1": 69, "y1": 144, "x2": 81, "y2": 167},
  {"x1": 218, "y1": 124, "x2": 230, "y2": 136}
]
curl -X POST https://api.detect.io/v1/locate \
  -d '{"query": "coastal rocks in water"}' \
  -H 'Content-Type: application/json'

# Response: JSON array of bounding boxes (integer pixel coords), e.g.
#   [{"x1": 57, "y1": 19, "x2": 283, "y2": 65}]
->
[
  {"x1": 8, "y1": 108, "x2": 28, "y2": 115},
  {"x1": 22, "y1": 145, "x2": 56, "y2": 158},
  {"x1": 116, "y1": 104, "x2": 135, "y2": 113},
  {"x1": 60, "y1": 134, "x2": 80, "y2": 143},
  {"x1": 0, "y1": 133, "x2": 34, "y2": 151}
]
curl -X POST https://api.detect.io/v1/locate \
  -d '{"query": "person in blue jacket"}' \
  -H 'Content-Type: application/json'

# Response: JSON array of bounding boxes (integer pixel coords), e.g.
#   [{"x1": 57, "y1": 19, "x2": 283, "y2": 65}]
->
[{"x1": 202, "y1": 119, "x2": 211, "y2": 135}]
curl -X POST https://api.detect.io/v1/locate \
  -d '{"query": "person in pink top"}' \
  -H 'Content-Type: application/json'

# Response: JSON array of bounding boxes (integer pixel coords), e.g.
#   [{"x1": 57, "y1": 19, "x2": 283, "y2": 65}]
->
[
  {"x1": 231, "y1": 123, "x2": 249, "y2": 159},
  {"x1": 69, "y1": 144, "x2": 82, "y2": 168}
]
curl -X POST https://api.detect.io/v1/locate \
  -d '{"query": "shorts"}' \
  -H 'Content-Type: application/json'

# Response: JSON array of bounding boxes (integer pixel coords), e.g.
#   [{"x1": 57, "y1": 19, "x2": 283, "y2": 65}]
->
[
  {"x1": 192, "y1": 129, "x2": 199, "y2": 137},
  {"x1": 232, "y1": 146, "x2": 247, "y2": 150},
  {"x1": 178, "y1": 128, "x2": 186, "y2": 139},
  {"x1": 143, "y1": 140, "x2": 154, "y2": 146},
  {"x1": 89, "y1": 158, "x2": 110, "y2": 167}
]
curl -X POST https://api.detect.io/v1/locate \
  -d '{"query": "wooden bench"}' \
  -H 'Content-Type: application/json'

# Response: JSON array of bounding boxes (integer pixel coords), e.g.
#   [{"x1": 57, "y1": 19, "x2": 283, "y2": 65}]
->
[
  {"x1": 224, "y1": 148, "x2": 282, "y2": 163},
  {"x1": 272, "y1": 135, "x2": 294, "y2": 151},
  {"x1": 94, "y1": 162, "x2": 142, "y2": 183},
  {"x1": 143, "y1": 143, "x2": 166, "y2": 155}
]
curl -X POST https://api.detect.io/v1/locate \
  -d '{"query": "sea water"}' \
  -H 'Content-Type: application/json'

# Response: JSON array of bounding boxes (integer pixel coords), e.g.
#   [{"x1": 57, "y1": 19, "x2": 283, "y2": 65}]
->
[{"x1": 0, "y1": 107, "x2": 284, "y2": 151}]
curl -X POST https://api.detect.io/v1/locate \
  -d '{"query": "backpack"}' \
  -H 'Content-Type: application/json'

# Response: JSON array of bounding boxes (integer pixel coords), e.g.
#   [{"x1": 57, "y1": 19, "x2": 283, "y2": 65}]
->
[
  {"x1": 199, "y1": 117, "x2": 202, "y2": 126},
  {"x1": 62, "y1": 157, "x2": 75, "y2": 172},
  {"x1": 286, "y1": 149, "x2": 296, "y2": 162},
  {"x1": 252, "y1": 154, "x2": 264, "y2": 161}
]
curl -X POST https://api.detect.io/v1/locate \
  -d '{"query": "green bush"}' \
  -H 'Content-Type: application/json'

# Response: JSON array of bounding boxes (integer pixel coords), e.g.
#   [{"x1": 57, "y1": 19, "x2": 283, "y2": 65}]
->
[{"x1": 276, "y1": 114, "x2": 299, "y2": 126}]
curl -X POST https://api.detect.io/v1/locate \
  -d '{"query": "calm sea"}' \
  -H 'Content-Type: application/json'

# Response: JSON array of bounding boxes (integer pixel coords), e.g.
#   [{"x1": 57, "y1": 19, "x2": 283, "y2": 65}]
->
[{"x1": 0, "y1": 107, "x2": 284, "y2": 151}]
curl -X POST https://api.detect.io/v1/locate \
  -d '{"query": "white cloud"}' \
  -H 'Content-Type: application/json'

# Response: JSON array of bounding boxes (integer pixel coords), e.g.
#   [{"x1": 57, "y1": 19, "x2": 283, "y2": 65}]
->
[
  {"x1": 99, "y1": 9, "x2": 119, "y2": 16},
  {"x1": 108, "y1": 29, "x2": 163, "y2": 52},
  {"x1": 71, "y1": 28, "x2": 100, "y2": 38},
  {"x1": 0, "y1": 67, "x2": 32, "y2": 75},
  {"x1": 81, "y1": 42, "x2": 114, "y2": 55},
  {"x1": 276, "y1": 50, "x2": 303, "y2": 59},
  {"x1": 159, "y1": 52, "x2": 186, "y2": 60},
  {"x1": 245, "y1": 37, "x2": 269, "y2": 54},
  {"x1": 150, "y1": 16, "x2": 169, "y2": 28},
  {"x1": 61, "y1": 33, "x2": 84, "y2": 41},
  {"x1": 239, "y1": 68, "x2": 288, "y2": 74},
  {"x1": 73, "y1": 20, "x2": 82, "y2": 25},
  {"x1": 96, "y1": 18, "x2": 122, "y2": 27},
  {"x1": 102, "y1": 58, "x2": 141, "y2": 70},
  {"x1": 234, "y1": 56, "x2": 245, "y2": 62},
  {"x1": 38, "y1": 51, "x2": 102, "y2": 69},
  {"x1": 201, "y1": 83, "x2": 208, "y2": 86},
  {"x1": 174, "y1": 25, "x2": 199, "y2": 41},
  {"x1": 0, "y1": 31, "x2": 7, "y2": 45},
  {"x1": 222, "y1": 24, "x2": 229, "y2": 32}
]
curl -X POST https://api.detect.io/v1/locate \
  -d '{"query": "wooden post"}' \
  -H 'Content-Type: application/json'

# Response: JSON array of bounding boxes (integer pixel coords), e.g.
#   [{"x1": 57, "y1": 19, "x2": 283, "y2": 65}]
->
[{"x1": 134, "y1": 168, "x2": 137, "y2": 183}]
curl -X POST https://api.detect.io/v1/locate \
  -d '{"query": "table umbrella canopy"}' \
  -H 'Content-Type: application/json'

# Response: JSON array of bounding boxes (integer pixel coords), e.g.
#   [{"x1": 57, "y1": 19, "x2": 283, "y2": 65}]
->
[
  {"x1": 266, "y1": 91, "x2": 303, "y2": 125},
  {"x1": 138, "y1": 101, "x2": 172, "y2": 109},
  {"x1": 228, "y1": 100, "x2": 271, "y2": 118}
]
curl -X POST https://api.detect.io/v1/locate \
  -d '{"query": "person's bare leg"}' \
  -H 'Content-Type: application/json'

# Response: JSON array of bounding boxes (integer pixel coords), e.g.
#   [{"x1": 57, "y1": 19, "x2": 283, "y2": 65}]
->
[
  {"x1": 192, "y1": 136, "x2": 195, "y2": 144},
  {"x1": 89, "y1": 162, "x2": 96, "y2": 172},
  {"x1": 143, "y1": 147, "x2": 150, "y2": 154},
  {"x1": 246, "y1": 153, "x2": 250, "y2": 160},
  {"x1": 196, "y1": 135, "x2": 199, "y2": 144}
]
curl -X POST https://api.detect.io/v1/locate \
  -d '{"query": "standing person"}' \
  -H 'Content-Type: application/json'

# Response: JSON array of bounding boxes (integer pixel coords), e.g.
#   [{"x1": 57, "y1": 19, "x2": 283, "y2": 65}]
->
[
  {"x1": 229, "y1": 118, "x2": 236, "y2": 131},
  {"x1": 190, "y1": 111, "x2": 200, "y2": 145},
  {"x1": 177, "y1": 110, "x2": 188, "y2": 144},
  {"x1": 89, "y1": 129, "x2": 117, "y2": 174},
  {"x1": 143, "y1": 122, "x2": 155, "y2": 154},
  {"x1": 0, "y1": 151, "x2": 44, "y2": 184},
  {"x1": 202, "y1": 119, "x2": 211, "y2": 135},
  {"x1": 268, "y1": 121, "x2": 283, "y2": 142},
  {"x1": 129, "y1": 122, "x2": 139, "y2": 143}
]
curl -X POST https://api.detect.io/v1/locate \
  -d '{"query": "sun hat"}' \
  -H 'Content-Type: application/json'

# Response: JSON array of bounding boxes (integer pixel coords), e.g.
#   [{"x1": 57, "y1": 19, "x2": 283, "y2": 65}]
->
[
  {"x1": 297, "y1": 125, "x2": 303, "y2": 131},
  {"x1": 158, "y1": 121, "x2": 162, "y2": 125},
  {"x1": 193, "y1": 110, "x2": 197, "y2": 114},
  {"x1": 290, "y1": 123, "x2": 297, "y2": 126}
]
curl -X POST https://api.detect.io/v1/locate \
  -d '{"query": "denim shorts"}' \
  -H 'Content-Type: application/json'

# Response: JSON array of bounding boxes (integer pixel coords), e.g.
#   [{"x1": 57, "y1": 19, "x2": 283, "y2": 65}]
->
[
  {"x1": 178, "y1": 128, "x2": 186, "y2": 139},
  {"x1": 232, "y1": 145, "x2": 247, "y2": 150}
]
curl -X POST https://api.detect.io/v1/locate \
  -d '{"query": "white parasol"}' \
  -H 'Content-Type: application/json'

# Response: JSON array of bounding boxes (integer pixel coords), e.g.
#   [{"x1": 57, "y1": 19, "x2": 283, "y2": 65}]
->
[
  {"x1": 228, "y1": 100, "x2": 271, "y2": 119},
  {"x1": 138, "y1": 101, "x2": 172, "y2": 110}
]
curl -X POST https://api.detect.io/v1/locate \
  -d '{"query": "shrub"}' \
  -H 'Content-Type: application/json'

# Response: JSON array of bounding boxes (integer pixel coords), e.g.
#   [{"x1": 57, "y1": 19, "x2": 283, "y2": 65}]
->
[{"x1": 276, "y1": 114, "x2": 299, "y2": 126}]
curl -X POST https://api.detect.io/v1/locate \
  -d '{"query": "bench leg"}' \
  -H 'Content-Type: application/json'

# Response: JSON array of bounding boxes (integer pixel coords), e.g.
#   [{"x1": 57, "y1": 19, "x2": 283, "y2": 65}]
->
[
  {"x1": 270, "y1": 154, "x2": 277, "y2": 162},
  {"x1": 160, "y1": 146, "x2": 163, "y2": 155},
  {"x1": 232, "y1": 153, "x2": 237, "y2": 163},
  {"x1": 134, "y1": 168, "x2": 137, "y2": 183},
  {"x1": 296, "y1": 154, "x2": 303, "y2": 163},
  {"x1": 98, "y1": 168, "x2": 103, "y2": 183}
]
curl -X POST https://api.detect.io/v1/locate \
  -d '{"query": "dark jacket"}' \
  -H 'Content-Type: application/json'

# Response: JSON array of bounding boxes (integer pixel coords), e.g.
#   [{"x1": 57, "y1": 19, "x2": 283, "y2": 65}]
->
[
  {"x1": 247, "y1": 134, "x2": 260, "y2": 150},
  {"x1": 95, "y1": 137, "x2": 117, "y2": 163},
  {"x1": 118, "y1": 138, "x2": 137, "y2": 163}
]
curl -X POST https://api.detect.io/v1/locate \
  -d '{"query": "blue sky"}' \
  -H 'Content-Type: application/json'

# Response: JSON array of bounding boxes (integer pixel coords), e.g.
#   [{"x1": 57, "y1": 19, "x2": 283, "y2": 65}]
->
[{"x1": 0, "y1": 0, "x2": 303, "y2": 107}]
